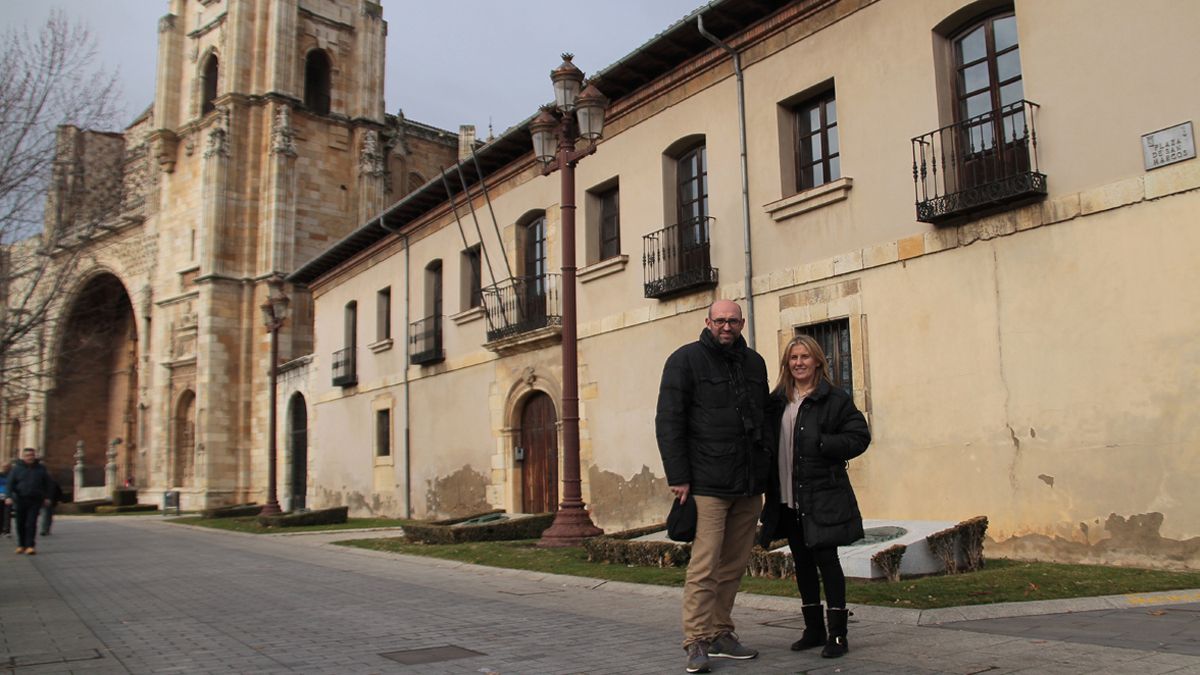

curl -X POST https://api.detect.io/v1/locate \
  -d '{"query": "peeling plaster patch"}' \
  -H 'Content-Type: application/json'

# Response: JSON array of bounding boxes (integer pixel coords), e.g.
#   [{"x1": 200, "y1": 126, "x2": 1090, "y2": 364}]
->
[
  {"x1": 425, "y1": 465, "x2": 489, "y2": 518},
  {"x1": 588, "y1": 464, "x2": 669, "y2": 532},
  {"x1": 988, "y1": 512, "x2": 1200, "y2": 570},
  {"x1": 315, "y1": 489, "x2": 399, "y2": 517},
  {"x1": 1037, "y1": 474, "x2": 1054, "y2": 487}
]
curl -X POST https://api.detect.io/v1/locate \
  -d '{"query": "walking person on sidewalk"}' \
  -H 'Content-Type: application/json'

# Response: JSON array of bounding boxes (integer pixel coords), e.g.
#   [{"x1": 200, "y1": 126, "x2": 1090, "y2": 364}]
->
[
  {"x1": 759, "y1": 335, "x2": 870, "y2": 658},
  {"x1": 656, "y1": 300, "x2": 770, "y2": 673},
  {"x1": 6, "y1": 448, "x2": 52, "y2": 555}
]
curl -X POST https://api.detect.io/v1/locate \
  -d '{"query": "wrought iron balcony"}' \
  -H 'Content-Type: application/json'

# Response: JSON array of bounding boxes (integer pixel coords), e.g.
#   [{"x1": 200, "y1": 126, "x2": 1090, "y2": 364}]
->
[
  {"x1": 331, "y1": 346, "x2": 357, "y2": 387},
  {"x1": 912, "y1": 99, "x2": 1046, "y2": 224},
  {"x1": 409, "y1": 315, "x2": 445, "y2": 365},
  {"x1": 642, "y1": 215, "x2": 718, "y2": 299},
  {"x1": 482, "y1": 274, "x2": 562, "y2": 343}
]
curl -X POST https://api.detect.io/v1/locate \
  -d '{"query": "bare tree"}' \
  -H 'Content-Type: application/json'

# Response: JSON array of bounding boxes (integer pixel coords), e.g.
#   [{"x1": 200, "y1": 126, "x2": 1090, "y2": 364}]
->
[{"x1": 0, "y1": 10, "x2": 124, "y2": 386}]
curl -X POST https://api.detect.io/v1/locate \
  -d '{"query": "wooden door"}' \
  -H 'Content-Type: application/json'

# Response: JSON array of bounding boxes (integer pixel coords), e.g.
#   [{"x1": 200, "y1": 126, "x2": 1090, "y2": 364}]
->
[{"x1": 519, "y1": 392, "x2": 558, "y2": 514}]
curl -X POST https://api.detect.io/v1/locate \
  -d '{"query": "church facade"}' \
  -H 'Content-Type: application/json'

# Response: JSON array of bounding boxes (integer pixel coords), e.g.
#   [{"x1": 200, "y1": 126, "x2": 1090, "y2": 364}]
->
[
  {"x1": 291, "y1": 0, "x2": 1200, "y2": 568},
  {"x1": 0, "y1": 0, "x2": 459, "y2": 510}
]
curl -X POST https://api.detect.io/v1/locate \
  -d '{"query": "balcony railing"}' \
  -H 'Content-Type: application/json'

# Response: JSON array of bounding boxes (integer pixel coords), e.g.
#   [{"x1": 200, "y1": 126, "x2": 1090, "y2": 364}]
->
[
  {"x1": 912, "y1": 99, "x2": 1046, "y2": 224},
  {"x1": 331, "y1": 346, "x2": 357, "y2": 387},
  {"x1": 643, "y1": 215, "x2": 718, "y2": 299},
  {"x1": 482, "y1": 274, "x2": 562, "y2": 343},
  {"x1": 409, "y1": 315, "x2": 445, "y2": 365}
]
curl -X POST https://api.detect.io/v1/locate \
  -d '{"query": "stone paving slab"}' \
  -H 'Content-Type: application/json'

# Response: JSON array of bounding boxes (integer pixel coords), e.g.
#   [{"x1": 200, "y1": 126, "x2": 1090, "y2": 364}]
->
[{"x1": 2, "y1": 516, "x2": 1199, "y2": 674}]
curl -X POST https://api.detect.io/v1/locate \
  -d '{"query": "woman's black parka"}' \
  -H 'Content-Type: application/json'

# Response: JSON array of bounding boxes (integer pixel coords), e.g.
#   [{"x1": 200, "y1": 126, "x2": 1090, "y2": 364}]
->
[{"x1": 759, "y1": 379, "x2": 870, "y2": 548}]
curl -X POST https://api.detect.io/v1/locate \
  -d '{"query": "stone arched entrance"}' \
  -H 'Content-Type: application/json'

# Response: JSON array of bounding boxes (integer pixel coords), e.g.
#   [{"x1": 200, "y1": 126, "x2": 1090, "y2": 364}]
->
[
  {"x1": 172, "y1": 390, "x2": 196, "y2": 487},
  {"x1": 44, "y1": 274, "x2": 138, "y2": 488},
  {"x1": 288, "y1": 393, "x2": 308, "y2": 511}
]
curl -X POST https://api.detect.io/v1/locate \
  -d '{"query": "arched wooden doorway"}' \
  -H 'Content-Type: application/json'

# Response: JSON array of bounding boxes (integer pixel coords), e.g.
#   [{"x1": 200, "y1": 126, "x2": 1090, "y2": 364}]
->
[
  {"x1": 519, "y1": 392, "x2": 558, "y2": 514},
  {"x1": 288, "y1": 393, "x2": 308, "y2": 511}
]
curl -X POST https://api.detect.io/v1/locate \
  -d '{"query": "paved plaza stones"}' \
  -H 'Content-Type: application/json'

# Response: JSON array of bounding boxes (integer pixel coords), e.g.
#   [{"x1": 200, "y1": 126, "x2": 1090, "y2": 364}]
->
[{"x1": 1, "y1": 517, "x2": 1198, "y2": 674}]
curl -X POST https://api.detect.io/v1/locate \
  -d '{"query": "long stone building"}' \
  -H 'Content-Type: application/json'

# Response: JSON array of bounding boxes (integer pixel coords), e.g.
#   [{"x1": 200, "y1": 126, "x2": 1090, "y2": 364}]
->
[
  {"x1": 0, "y1": 0, "x2": 460, "y2": 510},
  {"x1": 289, "y1": 0, "x2": 1200, "y2": 568}
]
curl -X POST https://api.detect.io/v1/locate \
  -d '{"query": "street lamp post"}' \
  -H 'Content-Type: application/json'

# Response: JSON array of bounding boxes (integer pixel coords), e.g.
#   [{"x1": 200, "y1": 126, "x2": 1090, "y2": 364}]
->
[
  {"x1": 532, "y1": 54, "x2": 608, "y2": 547},
  {"x1": 259, "y1": 278, "x2": 290, "y2": 517}
]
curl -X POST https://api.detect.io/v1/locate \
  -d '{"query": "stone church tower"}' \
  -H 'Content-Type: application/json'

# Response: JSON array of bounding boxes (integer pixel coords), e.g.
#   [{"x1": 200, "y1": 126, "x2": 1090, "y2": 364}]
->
[{"x1": 4, "y1": 0, "x2": 458, "y2": 509}]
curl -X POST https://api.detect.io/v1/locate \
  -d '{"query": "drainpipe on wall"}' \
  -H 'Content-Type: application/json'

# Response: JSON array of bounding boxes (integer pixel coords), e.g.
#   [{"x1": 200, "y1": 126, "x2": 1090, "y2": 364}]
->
[
  {"x1": 378, "y1": 217, "x2": 412, "y2": 518},
  {"x1": 698, "y1": 14, "x2": 756, "y2": 349}
]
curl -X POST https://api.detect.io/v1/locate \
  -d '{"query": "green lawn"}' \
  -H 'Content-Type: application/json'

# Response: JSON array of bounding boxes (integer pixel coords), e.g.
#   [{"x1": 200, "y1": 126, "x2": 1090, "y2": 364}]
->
[
  {"x1": 336, "y1": 538, "x2": 1200, "y2": 610},
  {"x1": 167, "y1": 515, "x2": 413, "y2": 534}
]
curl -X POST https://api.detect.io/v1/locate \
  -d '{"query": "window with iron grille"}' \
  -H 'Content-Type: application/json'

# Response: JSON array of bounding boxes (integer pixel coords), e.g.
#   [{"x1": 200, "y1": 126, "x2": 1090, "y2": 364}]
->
[
  {"x1": 598, "y1": 186, "x2": 620, "y2": 261},
  {"x1": 375, "y1": 409, "x2": 391, "y2": 457},
  {"x1": 794, "y1": 90, "x2": 839, "y2": 191},
  {"x1": 796, "y1": 318, "x2": 852, "y2": 396}
]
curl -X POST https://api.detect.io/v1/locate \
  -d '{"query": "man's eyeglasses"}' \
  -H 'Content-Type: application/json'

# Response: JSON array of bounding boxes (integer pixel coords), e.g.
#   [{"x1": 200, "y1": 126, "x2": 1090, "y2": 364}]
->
[{"x1": 710, "y1": 317, "x2": 744, "y2": 327}]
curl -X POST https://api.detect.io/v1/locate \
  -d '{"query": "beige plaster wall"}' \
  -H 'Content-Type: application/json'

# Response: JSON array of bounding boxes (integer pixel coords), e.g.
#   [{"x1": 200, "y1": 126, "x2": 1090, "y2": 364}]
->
[{"x1": 304, "y1": 0, "x2": 1200, "y2": 566}]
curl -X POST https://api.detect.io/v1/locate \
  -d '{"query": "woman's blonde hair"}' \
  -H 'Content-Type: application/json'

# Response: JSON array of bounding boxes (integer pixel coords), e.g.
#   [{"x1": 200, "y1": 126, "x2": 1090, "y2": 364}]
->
[{"x1": 773, "y1": 334, "x2": 831, "y2": 400}]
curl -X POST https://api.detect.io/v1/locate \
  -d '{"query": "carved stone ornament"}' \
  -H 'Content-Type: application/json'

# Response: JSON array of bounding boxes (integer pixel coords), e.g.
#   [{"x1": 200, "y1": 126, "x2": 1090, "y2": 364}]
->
[
  {"x1": 359, "y1": 129, "x2": 385, "y2": 176},
  {"x1": 204, "y1": 108, "x2": 230, "y2": 158},
  {"x1": 271, "y1": 104, "x2": 297, "y2": 156},
  {"x1": 523, "y1": 367, "x2": 537, "y2": 386}
]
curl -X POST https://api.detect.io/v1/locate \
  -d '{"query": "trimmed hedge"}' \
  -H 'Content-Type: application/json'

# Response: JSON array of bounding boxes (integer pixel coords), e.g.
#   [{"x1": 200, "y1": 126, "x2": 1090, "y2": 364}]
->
[
  {"x1": 202, "y1": 503, "x2": 262, "y2": 519},
  {"x1": 403, "y1": 513, "x2": 556, "y2": 544},
  {"x1": 95, "y1": 503, "x2": 159, "y2": 514},
  {"x1": 257, "y1": 506, "x2": 348, "y2": 528}
]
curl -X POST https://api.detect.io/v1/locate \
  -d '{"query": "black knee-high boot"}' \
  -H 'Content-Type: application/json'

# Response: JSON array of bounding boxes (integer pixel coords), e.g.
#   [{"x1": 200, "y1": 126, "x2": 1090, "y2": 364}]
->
[
  {"x1": 790, "y1": 604, "x2": 826, "y2": 651},
  {"x1": 821, "y1": 608, "x2": 849, "y2": 658}
]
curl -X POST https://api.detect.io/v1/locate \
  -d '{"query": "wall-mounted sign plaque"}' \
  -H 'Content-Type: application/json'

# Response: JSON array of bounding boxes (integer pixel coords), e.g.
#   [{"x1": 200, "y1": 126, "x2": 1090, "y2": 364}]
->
[{"x1": 1142, "y1": 121, "x2": 1195, "y2": 171}]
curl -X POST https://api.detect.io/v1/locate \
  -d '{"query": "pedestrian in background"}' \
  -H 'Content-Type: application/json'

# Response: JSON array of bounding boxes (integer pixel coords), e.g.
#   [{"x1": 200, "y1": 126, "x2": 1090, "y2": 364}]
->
[
  {"x1": 0, "y1": 462, "x2": 11, "y2": 537},
  {"x1": 656, "y1": 300, "x2": 770, "y2": 673},
  {"x1": 759, "y1": 334, "x2": 870, "y2": 658},
  {"x1": 41, "y1": 471, "x2": 64, "y2": 536},
  {"x1": 6, "y1": 448, "x2": 52, "y2": 555}
]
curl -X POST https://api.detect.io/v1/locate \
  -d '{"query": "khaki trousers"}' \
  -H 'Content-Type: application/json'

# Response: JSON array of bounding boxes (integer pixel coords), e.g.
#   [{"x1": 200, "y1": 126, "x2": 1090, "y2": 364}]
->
[{"x1": 681, "y1": 493, "x2": 763, "y2": 646}]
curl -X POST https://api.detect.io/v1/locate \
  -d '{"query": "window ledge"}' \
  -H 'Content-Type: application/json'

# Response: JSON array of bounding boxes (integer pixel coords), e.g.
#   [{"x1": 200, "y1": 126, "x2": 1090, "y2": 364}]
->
[
  {"x1": 579, "y1": 254, "x2": 629, "y2": 284},
  {"x1": 368, "y1": 338, "x2": 393, "y2": 354},
  {"x1": 765, "y1": 176, "x2": 854, "y2": 222},
  {"x1": 374, "y1": 455, "x2": 394, "y2": 467},
  {"x1": 451, "y1": 306, "x2": 485, "y2": 326}
]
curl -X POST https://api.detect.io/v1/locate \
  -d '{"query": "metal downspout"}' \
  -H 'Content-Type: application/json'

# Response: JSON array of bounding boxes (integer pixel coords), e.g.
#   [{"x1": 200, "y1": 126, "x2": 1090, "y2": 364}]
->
[
  {"x1": 698, "y1": 14, "x2": 756, "y2": 348},
  {"x1": 378, "y1": 217, "x2": 412, "y2": 518}
]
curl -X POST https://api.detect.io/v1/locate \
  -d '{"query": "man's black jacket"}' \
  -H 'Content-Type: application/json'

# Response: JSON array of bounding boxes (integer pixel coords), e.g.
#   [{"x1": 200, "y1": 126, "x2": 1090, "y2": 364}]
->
[
  {"x1": 656, "y1": 329, "x2": 770, "y2": 498},
  {"x1": 8, "y1": 460, "x2": 52, "y2": 500}
]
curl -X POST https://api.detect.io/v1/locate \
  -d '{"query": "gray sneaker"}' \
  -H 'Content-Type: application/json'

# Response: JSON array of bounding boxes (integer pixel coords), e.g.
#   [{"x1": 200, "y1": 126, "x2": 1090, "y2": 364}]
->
[
  {"x1": 685, "y1": 641, "x2": 711, "y2": 673},
  {"x1": 708, "y1": 632, "x2": 758, "y2": 660}
]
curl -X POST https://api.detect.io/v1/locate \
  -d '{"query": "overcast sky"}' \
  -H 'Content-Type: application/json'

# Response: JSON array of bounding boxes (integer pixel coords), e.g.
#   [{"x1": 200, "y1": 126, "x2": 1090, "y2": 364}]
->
[{"x1": 2, "y1": 0, "x2": 707, "y2": 134}]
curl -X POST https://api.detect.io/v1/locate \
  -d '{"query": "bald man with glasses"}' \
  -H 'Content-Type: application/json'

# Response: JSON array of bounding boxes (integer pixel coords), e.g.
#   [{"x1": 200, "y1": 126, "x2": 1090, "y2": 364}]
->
[{"x1": 656, "y1": 300, "x2": 770, "y2": 673}]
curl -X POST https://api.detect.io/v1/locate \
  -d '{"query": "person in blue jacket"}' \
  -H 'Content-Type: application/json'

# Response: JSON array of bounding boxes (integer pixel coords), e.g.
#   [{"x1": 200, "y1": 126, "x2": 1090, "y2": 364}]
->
[{"x1": 0, "y1": 462, "x2": 11, "y2": 537}]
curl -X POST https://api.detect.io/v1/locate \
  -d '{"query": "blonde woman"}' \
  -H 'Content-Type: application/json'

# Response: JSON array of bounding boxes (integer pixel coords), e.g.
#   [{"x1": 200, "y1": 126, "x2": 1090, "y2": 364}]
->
[{"x1": 759, "y1": 335, "x2": 869, "y2": 658}]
